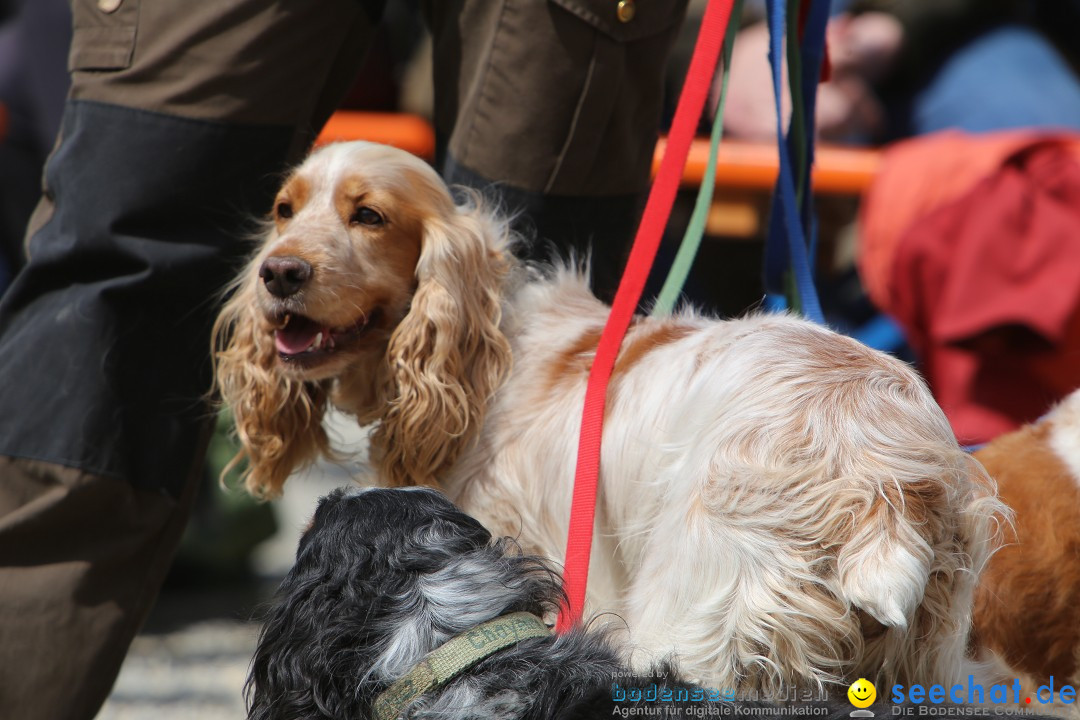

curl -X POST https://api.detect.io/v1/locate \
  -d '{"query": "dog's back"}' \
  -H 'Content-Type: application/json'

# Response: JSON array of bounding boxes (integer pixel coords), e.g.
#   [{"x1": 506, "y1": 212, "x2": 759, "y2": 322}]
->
[{"x1": 449, "y1": 277, "x2": 1004, "y2": 691}]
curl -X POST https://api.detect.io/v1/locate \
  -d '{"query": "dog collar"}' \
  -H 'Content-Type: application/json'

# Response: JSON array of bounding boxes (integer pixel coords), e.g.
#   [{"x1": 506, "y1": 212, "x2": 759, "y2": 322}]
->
[{"x1": 372, "y1": 611, "x2": 551, "y2": 720}]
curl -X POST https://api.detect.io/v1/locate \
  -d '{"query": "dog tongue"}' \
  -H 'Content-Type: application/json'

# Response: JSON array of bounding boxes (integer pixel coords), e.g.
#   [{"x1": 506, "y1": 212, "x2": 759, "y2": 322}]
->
[{"x1": 274, "y1": 316, "x2": 326, "y2": 355}]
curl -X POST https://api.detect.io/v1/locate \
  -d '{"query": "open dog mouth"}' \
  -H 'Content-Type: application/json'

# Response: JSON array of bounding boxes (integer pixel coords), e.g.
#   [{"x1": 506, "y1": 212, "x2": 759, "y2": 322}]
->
[{"x1": 271, "y1": 308, "x2": 383, "y2": 365}]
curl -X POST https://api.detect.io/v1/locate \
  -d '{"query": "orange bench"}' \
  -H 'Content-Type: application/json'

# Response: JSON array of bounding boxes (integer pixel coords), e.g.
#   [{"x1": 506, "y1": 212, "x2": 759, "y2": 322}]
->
[
  {"x1": 318, "y1": 110, "x2": 879, "y2": 192},
  {"x1": 659, "y1": 137, "x2": 879, "y2": 195},
  {"x1": 317, "y1": 111, "x2": 880, "y2": 237},
  {"x1": 317, "y1": 111, "x2": 436, "y2": 159}
]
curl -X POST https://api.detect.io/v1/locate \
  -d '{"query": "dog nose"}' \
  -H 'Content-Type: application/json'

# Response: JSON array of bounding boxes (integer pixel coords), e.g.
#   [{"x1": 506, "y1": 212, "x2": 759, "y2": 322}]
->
[{"x1": 260, "y1": 256, "x2": 312, "y2": 298}]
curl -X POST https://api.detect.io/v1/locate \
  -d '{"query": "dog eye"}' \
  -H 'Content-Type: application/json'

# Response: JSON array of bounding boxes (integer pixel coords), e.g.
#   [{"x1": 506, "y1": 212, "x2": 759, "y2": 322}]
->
[
  {"x1": 276, "y1": 202, "x2": 293, "y2": 220},
  {"x1": 351, "y1": 206, "x2": 384, "y2": 227}
]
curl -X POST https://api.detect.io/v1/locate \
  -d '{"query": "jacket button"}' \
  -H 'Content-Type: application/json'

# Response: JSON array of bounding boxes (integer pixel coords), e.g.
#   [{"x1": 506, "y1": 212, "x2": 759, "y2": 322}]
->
[
  {"x1": 617, "y1": 0, "x2": 635, "y2": 23},
  {"x1": 98, "y1": 0, "x2": 122, "y2": 12}
]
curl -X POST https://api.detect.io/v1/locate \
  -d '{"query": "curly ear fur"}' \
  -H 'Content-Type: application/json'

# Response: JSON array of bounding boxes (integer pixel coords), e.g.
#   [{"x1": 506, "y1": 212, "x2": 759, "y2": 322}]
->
[
  {"x1": 212, "y1": 268, "x2": 331, "y2": 499},
  {"x1": 372, "y1": 194, "x2": 513, "y2": 487}
]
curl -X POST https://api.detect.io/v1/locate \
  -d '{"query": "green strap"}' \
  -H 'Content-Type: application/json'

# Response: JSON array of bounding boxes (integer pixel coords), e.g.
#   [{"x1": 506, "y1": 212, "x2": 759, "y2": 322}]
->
[
  {"x1": 786, "y1": 0, "x2": 808, "y2": 206},
  {"x1": 652, "y1": 0, "x2": 744, "y2": 318},
  {"x1": 372, "y1": 612, "x2": 551, "y2": 720}
]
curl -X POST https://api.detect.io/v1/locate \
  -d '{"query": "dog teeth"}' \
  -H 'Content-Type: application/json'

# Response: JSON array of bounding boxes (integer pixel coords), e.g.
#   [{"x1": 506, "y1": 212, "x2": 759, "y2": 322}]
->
[{"x1": 306, "y1": 332, "x2": 324, "y2": 353}]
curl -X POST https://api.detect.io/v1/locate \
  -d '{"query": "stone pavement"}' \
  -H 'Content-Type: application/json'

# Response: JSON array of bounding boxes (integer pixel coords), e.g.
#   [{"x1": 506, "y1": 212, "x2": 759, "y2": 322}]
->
[
  {"x1": 98, "y1": 412, "x2": 369, "y2": 719},
  {"x1": 98, "y1": 619, "x2": 258, "y2": 720}
]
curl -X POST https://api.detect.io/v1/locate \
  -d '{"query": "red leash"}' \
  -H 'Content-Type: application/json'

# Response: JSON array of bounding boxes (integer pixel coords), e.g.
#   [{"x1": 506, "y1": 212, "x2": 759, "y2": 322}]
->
[{"x1": 556, "y1": 0, "x2": 738, "y2": 632}]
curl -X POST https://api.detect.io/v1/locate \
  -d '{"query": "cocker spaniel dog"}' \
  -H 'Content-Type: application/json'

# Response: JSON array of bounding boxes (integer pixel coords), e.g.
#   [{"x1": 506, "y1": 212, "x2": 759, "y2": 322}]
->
[
  {"x1": 971, "y1": 388, "x2": 1080, "y2": 687},
  {"x1": 215, "y1": 141, "x2": 1005, "y2": 692},
  {"x1": 247, "y1": 486, "x2": 859, "y2": 719}
]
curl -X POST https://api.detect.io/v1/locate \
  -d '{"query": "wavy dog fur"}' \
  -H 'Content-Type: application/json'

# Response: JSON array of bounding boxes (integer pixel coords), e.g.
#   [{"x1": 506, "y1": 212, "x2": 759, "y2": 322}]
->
[
  {"x1": 216, "y1": 141, "x2": 1005, "y2": 692},
  {"x1": 248, "y1": 487, "x2": 870, "y2": 719}
]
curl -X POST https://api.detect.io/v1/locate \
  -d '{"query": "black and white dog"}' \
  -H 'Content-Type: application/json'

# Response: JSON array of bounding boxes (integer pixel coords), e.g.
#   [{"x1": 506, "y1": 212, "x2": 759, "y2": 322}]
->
[{"x1": 246, "y1": 487, "x2": 859, "y2": 719}]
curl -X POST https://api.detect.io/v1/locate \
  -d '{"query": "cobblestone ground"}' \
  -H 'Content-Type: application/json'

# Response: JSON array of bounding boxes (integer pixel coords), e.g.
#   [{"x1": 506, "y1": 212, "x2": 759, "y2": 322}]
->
[
  {"x1": 98, "y1": 618, "x2": 259, "y2": 720},
  {"x1": 99, "y1": 416, "x2": 365, "y2": 720}
]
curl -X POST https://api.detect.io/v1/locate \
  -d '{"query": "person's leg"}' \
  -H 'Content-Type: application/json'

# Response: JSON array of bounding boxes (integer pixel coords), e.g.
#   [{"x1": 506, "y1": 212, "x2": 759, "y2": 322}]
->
[
  {"x1": 426, "y1": 0, "x2": 689, "y2": 301},
  {"x1": 0, "y1": 2, "x2": 375, "y2": 717}
]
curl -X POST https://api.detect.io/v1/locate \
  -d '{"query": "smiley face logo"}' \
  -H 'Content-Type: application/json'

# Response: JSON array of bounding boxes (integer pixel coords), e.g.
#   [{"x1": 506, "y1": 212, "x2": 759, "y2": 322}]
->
[{"x1": 848, "y1": 678, "x2": 876, "y2": 708}]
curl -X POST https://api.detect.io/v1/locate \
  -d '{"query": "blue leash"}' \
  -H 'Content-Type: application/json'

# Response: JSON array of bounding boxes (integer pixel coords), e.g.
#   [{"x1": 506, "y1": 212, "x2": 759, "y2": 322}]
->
[{"x1": 762, "y1": 0, "x2": 830, "y2": 325}]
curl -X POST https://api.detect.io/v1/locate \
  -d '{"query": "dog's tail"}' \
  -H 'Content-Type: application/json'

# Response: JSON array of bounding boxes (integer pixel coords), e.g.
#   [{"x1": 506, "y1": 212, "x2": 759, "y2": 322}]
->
[
  {"x1": 835, "y1": 430, "x2": 1007, "y2": 687},
  {"x1": 836, "y1": 469, "x2": 945, "y2": 631}
]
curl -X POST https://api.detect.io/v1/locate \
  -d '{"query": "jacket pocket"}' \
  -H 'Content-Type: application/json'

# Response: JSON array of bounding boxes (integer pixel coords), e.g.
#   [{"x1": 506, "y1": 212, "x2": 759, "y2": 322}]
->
[{"x1": 69, "y1": 0, "x2": 139, "y2": 71}]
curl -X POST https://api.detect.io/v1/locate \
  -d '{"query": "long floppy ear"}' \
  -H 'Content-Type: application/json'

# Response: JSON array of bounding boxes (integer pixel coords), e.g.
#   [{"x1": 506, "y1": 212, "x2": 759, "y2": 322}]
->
[
  {"x1": 212, "y1": 268, "x2": 330, "y2": 499},
  {"x1": 373, "y1": 194, "x2": 512, "y2": 486}
]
